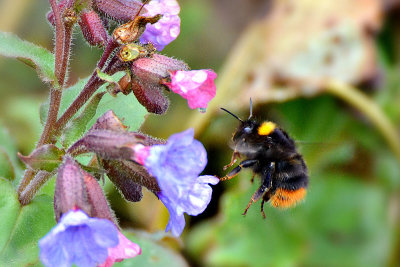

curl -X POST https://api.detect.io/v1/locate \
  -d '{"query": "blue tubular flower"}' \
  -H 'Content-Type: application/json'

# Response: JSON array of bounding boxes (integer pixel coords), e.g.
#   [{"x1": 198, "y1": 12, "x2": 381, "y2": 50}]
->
[
  {"x1": 142, "y1": 129, "x2": 219, "y2": 236},
  {"x1": 140, "y1": 0, "x2": 181, "y2": 51},
  {"x1": 39, "y1": 210, "x2": 119, "y2": 267}
]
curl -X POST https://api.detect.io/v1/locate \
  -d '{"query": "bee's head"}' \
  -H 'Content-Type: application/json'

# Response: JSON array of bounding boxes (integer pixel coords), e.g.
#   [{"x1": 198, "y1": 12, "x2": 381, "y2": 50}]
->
[{"x1": 220, "y1": 106, "x2": 260, "y2": 147}]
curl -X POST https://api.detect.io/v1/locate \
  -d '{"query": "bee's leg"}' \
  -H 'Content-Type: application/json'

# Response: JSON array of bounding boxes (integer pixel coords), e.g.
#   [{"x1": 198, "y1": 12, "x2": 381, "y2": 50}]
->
[
  {"x1": 260, "y1": 191, "x2": 273, "y2": 219},
  {"x1": 243, "y1": 183, "x2": 267, "y2": 216},
  {"x1": 247, "y1": 162, "x2": 275, "y2": 217},
  {"x1": 220, "y1": 159, "x2": 258, "y2": 181},
  {"x1": 260, "y1": 200, "x2": 266, "y2": 219},
  {"x1": 223, "y1": 150, "x2": 240, "y2": 170}
]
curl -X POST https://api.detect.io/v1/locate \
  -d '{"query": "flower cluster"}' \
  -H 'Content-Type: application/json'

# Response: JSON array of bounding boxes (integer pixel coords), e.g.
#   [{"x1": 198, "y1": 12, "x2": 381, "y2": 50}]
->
[
  {"x1": 39, "y1": 156, "x2": 142, "y2": 267},
  {"x1": 31, "y1": 0, "x2": 220, "y2": 266}
]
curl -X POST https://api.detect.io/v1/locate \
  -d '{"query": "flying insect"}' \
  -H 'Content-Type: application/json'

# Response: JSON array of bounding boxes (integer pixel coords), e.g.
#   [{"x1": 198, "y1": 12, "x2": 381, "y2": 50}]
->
[{"x1": 220, "y1": 100, "x2": 308, "y2": 217}]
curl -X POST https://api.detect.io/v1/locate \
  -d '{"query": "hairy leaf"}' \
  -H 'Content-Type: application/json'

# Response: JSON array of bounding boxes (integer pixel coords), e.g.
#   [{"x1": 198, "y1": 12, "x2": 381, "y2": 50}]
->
[
  {"x1": 18, "y1": 144, "x2": 64, "y2": 172},
  {"x1": 0, "y1": 178, "x2": 53, "y2": 266},
  {"x1": 0, "y1": 32, "x2": 56, "y2": 87}
]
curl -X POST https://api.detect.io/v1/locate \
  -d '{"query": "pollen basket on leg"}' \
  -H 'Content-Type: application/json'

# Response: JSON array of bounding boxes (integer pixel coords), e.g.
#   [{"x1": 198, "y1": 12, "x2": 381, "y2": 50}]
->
[
  {"x1": 270, "y1": 188, "x2": 306, "y2": 208},
  {"x1": 258, "y1": 121, "x2": 277, "y2": 136}
]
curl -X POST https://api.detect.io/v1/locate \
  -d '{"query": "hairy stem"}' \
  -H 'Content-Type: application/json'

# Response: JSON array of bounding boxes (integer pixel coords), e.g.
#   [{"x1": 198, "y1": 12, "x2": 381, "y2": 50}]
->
[
  {"x1": 17, "y1": 1, "x2": 74, "y2": 202},
  {"x1": 19, "y1": 171, "x2": 54, "y2": 205}
]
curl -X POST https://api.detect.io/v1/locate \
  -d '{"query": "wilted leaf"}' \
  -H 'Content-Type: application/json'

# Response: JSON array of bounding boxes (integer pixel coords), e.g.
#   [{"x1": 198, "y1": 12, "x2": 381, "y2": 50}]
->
[
  {"x1": 215, "y1": 0, "x2": 382, "y2": 108},
  {"x1": 0, "y1": 31, "x2": 57, "y2": 87}
]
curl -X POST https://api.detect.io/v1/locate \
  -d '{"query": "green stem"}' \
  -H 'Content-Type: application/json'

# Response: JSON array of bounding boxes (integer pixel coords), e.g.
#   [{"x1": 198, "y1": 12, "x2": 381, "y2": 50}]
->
[{"x1": 326, "y1": 79, "x2": 400, "y2": 163}]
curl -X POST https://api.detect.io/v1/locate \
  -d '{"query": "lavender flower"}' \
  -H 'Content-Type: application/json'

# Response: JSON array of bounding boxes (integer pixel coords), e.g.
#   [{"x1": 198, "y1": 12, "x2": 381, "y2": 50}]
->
[
  {"x1": 163, "y1": 69, "x2": 217, "y2": 109},
  {"x1": 39, "y1": 209, "x2": 119, "y2": 267},
  {"x1": 140, "y1": 0, "x2": 181, "y2": 51},
  {"x1": 134, "y1": 129, "x2": 219, "y2": 236}
]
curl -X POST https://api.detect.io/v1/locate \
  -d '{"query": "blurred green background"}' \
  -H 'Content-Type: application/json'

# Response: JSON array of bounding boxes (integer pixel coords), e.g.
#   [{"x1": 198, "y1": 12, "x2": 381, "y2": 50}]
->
[{"x1": 1, "y1": 0, "x2": 400, "y2": 266}]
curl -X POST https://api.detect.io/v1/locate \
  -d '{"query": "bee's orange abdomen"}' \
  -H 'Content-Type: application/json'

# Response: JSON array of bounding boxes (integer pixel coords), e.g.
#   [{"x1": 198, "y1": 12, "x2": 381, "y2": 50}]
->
[{"x1": 270, "y1": 187, "x2": 306, "y2": 208}]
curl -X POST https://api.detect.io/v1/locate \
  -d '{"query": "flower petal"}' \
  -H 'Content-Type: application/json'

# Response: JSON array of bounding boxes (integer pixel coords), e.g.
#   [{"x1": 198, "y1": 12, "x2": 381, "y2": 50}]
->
[
  {"x1": 39, "y1": 210, "x2": 119, "y2": 267},
  {"x1": 164, "y1": 70, "x2": 217, "y2": 109},
  {"x1": 99, "y1": 231, "x2": 141, "y2": 267},
  {"x1": 140, "y1": 0, "x2": 181, "y2": 50}
]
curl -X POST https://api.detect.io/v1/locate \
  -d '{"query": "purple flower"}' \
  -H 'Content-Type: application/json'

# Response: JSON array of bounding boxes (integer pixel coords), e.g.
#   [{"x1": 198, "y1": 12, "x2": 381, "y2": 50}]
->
[
  {"x1": 39, "y1": 209, "x2": 119, "y2": 267},
  {"x1": 140, "y1": 0, "x2": 181, "y2": 51},
  {"x1": 135, "y1": 129, "x2": 219, "y2": 236},
  {"x1": 163, "y1": 69, "x2": 217, "y2": 109}
]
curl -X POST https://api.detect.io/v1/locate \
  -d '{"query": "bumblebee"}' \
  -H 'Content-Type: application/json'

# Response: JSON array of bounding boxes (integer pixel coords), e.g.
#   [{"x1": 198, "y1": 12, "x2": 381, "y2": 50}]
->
[{"x1": 220, "y1": 101, "x2": 308, "y2": 218}]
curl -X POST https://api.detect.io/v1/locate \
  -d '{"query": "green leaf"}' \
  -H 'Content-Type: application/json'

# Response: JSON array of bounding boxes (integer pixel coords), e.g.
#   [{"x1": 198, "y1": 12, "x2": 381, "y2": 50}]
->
[
  {"x1": 0, "y1": 148, "x2": 15, "y2": 181},
  {"x1": 0, "y1": 178, "x2": 54, "y2": 266},
  {"x1": 41, "y1": 73, "x2": 147, "y2": 134},
  {"x1": 0, "y1": 123, "x2": 21, "y2": 182},
  {"x1": 18, "y1": 144, "x2": 64, "y2": 172},
  {"x1": 0, "y1": 32, "x2": 56, "y2": 87},
  {"x1": 89, "y1": 89, "x2": 147, "y2": 131},
  {"x1": 115, "y1": 231, "x2": 188, "y2": 267}
]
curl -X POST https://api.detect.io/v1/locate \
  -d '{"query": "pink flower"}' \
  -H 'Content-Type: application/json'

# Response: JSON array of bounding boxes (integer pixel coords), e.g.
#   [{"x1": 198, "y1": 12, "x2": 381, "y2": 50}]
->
[
  {"x1": 163, "y1": 69, "x2": 217, "y2": 109},
  {"x1": 99, "y1": 231, "x2": 141, "y2": 267}
]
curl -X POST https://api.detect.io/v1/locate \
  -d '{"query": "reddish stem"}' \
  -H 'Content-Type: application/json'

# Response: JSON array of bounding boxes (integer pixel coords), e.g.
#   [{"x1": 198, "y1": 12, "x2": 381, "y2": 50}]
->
[
  {"x1": 17, "y1": 1, "x2": 75, "y2": 202},
  {"x1": 54, "y1": 40, "x2": 118, "y2": 132}
]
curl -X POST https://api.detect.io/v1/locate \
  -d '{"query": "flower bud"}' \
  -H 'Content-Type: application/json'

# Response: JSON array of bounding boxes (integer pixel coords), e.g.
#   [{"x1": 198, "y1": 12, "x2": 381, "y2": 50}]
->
[
  {"x1": 68, "y1": 130, "x2": 148, "y2": 160},
  {"x1": 83, "y1": 170, "x2": 117, "y2": 223},
  {"x1": 92, "y1": 0, "x2": 146, "y2": 22},
  {"x1": 79, "y1": 10, "x2": 108, "y2": 47},
  {"x1": 90, "y1": 110, "x2": 127, "y2": 131},
  {"x1": 132, "y1": 54, "x2": 189, "y2": 84},
  {"x1": 131, "y1": 54, "x2": 188, "y2": 114},
  {"x1": 100, "y1": 159, "x2": 160, "y2": 201},
  {"x1": 131, "y1": 77, "x2": 169, "y2": 114},
  {"x1": 54, "y1": 156, "x2": 91, "y2": 221}
]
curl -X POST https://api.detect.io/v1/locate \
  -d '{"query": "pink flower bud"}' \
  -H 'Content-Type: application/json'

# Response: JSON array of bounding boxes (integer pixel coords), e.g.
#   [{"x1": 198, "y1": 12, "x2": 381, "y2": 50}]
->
[
  {"x1": 79, "y1": 10, "x2": 108, "y2": 47},
  {"x1": 163, "y1": 69, "x2": 217, "y2": 109}
]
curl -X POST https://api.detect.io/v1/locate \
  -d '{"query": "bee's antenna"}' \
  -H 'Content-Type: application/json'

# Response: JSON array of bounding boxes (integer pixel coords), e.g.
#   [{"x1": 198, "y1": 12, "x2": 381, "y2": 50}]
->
[
  {"x1": 221, "y1": 108, "x2": 243, "y2": 122},
  {"x1": 249, "y1": 98, "x2": 253, "y2": 119}
]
